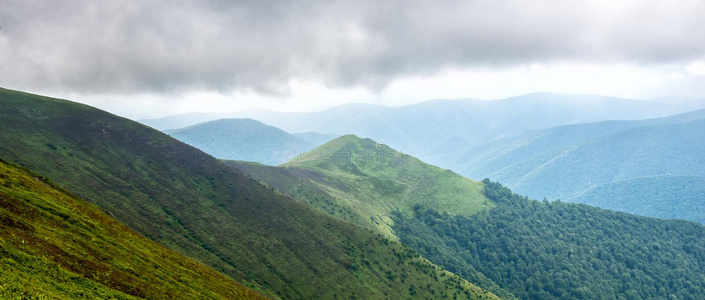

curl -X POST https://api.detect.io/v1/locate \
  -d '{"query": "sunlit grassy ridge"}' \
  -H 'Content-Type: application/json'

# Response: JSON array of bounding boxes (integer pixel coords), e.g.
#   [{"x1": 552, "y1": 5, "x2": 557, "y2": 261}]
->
[
  {"x1": 229, "y1": 135, "x2": 492, "y2": 239},
  {"x1": 0, "y1": 159, "x2": 263, "y2": 299},
  {"x1": 0, "y1": 87, "x2": 497, "y2": 299}
]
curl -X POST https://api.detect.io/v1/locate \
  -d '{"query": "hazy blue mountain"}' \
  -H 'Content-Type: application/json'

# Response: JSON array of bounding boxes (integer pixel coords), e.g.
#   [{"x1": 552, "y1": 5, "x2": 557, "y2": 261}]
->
[
  {"x1": 166, "y1": 118, "x2": 316, "y2": 165},
  {"x1": 291, "y1": 132, "x2": 339, "y2": 146},
  {"x1": 142, "y1": 111, "x2": 237, "y2": 131},
  {"x1": 441, "y1": 109, "x2": 705, "y2": 223},
  {"x1": 141, "y1": 93, "x2": 705, "y2": 160}
]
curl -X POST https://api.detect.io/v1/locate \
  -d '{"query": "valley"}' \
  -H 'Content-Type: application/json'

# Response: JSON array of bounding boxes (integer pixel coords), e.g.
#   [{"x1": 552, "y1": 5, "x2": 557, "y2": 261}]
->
[
  {"x1": 2, "y1": 87, "x2": 704, "y2": 299},
  {"x1": 5, "y1": 2, "x2": 704, "y2": 299},
  {"x1": 0, "y1": 88, "x2": 495, "y2": 299}
]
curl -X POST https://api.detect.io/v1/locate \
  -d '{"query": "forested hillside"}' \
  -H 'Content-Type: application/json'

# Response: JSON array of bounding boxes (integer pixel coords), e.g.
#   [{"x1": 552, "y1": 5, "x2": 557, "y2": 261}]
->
[{"x1": 393, "y1": 180, "x2": 705, "y2": 299}]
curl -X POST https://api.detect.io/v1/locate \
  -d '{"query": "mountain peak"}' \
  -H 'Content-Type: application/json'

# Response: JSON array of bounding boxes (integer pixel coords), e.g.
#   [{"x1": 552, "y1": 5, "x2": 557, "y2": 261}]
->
[
  {"x1": 247, "y1": 133, "x2": 492, "y2": 241},
  {"x1": 284, "y1": 134, "x2": 404, "y2": 168},
  {"x1": 332, "y1": 133, "x2": 365, "y2": 143}
]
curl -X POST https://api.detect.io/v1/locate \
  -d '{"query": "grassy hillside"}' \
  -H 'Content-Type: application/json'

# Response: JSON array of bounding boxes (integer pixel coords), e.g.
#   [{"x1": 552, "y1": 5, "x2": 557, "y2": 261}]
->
[
  {"x1": 442, "y1": 111, "x2": 705, "y2": 224},
  {"x1": 165, "y1": 118, "x2": 316, "y2": 165},
  {"x1": 229, "y1": 134, "x2": 705, "y2": 299},
  {"x1": 228, "y1": 135, "x2": 492, "y2": 240},
  {"x1": 0, "y1": 87, "x2": 496, "y2": 299},
  {"x1": 393, "y1": 180, "x2": 705, "y2": 299},
  {"x1": 0, "y1": 159, "x2": 263, "y2": 299}
]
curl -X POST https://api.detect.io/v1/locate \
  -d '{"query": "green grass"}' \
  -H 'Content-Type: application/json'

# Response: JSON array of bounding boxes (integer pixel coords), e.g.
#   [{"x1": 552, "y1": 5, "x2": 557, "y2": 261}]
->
[
  {"x1": 0, "y1": 159, "x2": 263, "y2": 299},
  {"x1": 0, "y1": 87, "x2": 497, "y2": 299},
  {"x1": 228, "y1": 135, "x2": 493, "y2": 240}
]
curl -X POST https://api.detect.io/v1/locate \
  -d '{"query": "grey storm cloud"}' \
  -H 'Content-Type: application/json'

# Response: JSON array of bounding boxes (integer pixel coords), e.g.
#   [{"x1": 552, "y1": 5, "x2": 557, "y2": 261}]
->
[{"x1": 1, "y1": 0, "x2": 704, "y2": 95}]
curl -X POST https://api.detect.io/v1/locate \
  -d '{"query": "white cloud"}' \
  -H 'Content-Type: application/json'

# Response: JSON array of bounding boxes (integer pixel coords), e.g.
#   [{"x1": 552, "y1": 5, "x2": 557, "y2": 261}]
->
[
  {"x1": 60, "y1": 62, "x2": 694, "y2": 120},
  {"x1": 2, "y1": 0, "x2": 704, "y2": 118},
  {"x1": 668, "y1": 72, "x2": 685, "y2": 80},
  {"x1": 686, "y1": 60, "x2": 705, "y2": 76},
  {"x1": 379, "y1": 63, "x2": 670, "y2": 103}
]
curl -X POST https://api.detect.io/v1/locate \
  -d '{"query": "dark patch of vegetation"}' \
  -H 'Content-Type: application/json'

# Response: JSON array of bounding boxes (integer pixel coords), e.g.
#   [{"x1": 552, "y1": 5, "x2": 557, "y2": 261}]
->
[{"x1": 393, "y1": 179, "x2": 705, "y2": 299}]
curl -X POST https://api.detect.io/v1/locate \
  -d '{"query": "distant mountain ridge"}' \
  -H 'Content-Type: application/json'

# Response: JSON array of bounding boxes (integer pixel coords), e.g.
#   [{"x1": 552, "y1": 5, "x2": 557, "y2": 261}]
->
[
  {"x1": 440, "y1": 109, "x2": 705, "y2": 224},
  {"x1": 166, "y1": 118, "x2": 319, "y2": 165},
  {"x1": 141, "y1": 93, "x2": 705, "y2": 161}
]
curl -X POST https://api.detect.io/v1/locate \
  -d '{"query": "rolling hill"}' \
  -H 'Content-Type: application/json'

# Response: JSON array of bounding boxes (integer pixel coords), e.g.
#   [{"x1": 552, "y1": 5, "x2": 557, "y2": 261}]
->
[
  {"x1": 229, "y1": 134, "x2": 705, "y2": 299},
  {"x1": 165, "y1": 118, "x2": 317, "y2": 165},
  {"x1": 0, "y1": 87, "x2": 495, "y2": 299},
  {"x1": 226, "y1": 135, "x2": 492, "y2": 240},
  {"x1": 0, "y1": 158, "x2": 263, "y2": 299},
  {"x1": 439, "y1": 109, "x2": 705, "y2": 223}
]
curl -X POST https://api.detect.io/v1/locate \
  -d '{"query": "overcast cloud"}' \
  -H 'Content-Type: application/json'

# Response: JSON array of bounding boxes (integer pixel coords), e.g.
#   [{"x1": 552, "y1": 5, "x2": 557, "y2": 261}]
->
[{"x1": 1, "y1": 0, "x2": 705, "y2": 117}]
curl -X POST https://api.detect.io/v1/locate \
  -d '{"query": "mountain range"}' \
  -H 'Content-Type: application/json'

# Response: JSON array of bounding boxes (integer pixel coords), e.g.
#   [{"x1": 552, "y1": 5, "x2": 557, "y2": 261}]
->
[
  {"x1": 158, "y1": 94, "x2": 705, "y2": 225},
  {"x1": 142, "y1": 93, "x2": 705, "y2": 161},
  {"x1": 227, "y1": 134, "x2": 705, "y2": 299},
  {"x1": 435, "y1": 109, "x2": 705, "y2": 224},
  {"x1": 4, "y1": 87, "x2": 705, "y2": 299},
  {"x1": 0, "y1": 87, "x2": 494, "y2": 299}
]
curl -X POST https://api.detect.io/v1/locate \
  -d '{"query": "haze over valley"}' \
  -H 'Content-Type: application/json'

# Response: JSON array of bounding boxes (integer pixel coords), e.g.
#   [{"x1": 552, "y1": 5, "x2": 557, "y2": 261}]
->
[{"x1": 2, "y1": 1, "x2": 705, "y2": 299}]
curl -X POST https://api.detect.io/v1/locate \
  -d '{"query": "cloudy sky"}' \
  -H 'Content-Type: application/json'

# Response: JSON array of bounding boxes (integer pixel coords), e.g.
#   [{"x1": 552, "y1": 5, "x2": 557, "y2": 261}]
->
[{"x1": 2, "y1": 0, "x2": 705, "y2": 119}]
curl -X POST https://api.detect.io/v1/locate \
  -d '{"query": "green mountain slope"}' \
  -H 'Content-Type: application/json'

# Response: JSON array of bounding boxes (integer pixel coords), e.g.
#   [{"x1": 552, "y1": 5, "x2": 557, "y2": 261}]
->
[
  {"x1": 229, "y1": 134, "x2": 705, "y2": 299},
  {"x1": 165, "y1": 118, "x2": 316, "y2": 165},
  {"x1": 393, "y1": 180, "x2": 705, "y2": 299},
  {"x1": 0, "y1": 159, "x2": 263, "y2": 299},
  {"x1": 0, "y1": 87, "x2": 496, "y2": 299},
  {"x1": 227, "y1": 135, "x2": 492, "y2": 240},
  {"x1": 441, "y1": 110, "x2": 705, "y2": 224}
]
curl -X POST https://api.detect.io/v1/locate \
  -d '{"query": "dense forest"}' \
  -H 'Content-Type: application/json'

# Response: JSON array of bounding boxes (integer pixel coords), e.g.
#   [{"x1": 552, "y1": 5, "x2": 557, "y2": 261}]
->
[{"x1": 393, "y1": 179, "x2": 705, "y2": 299}]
